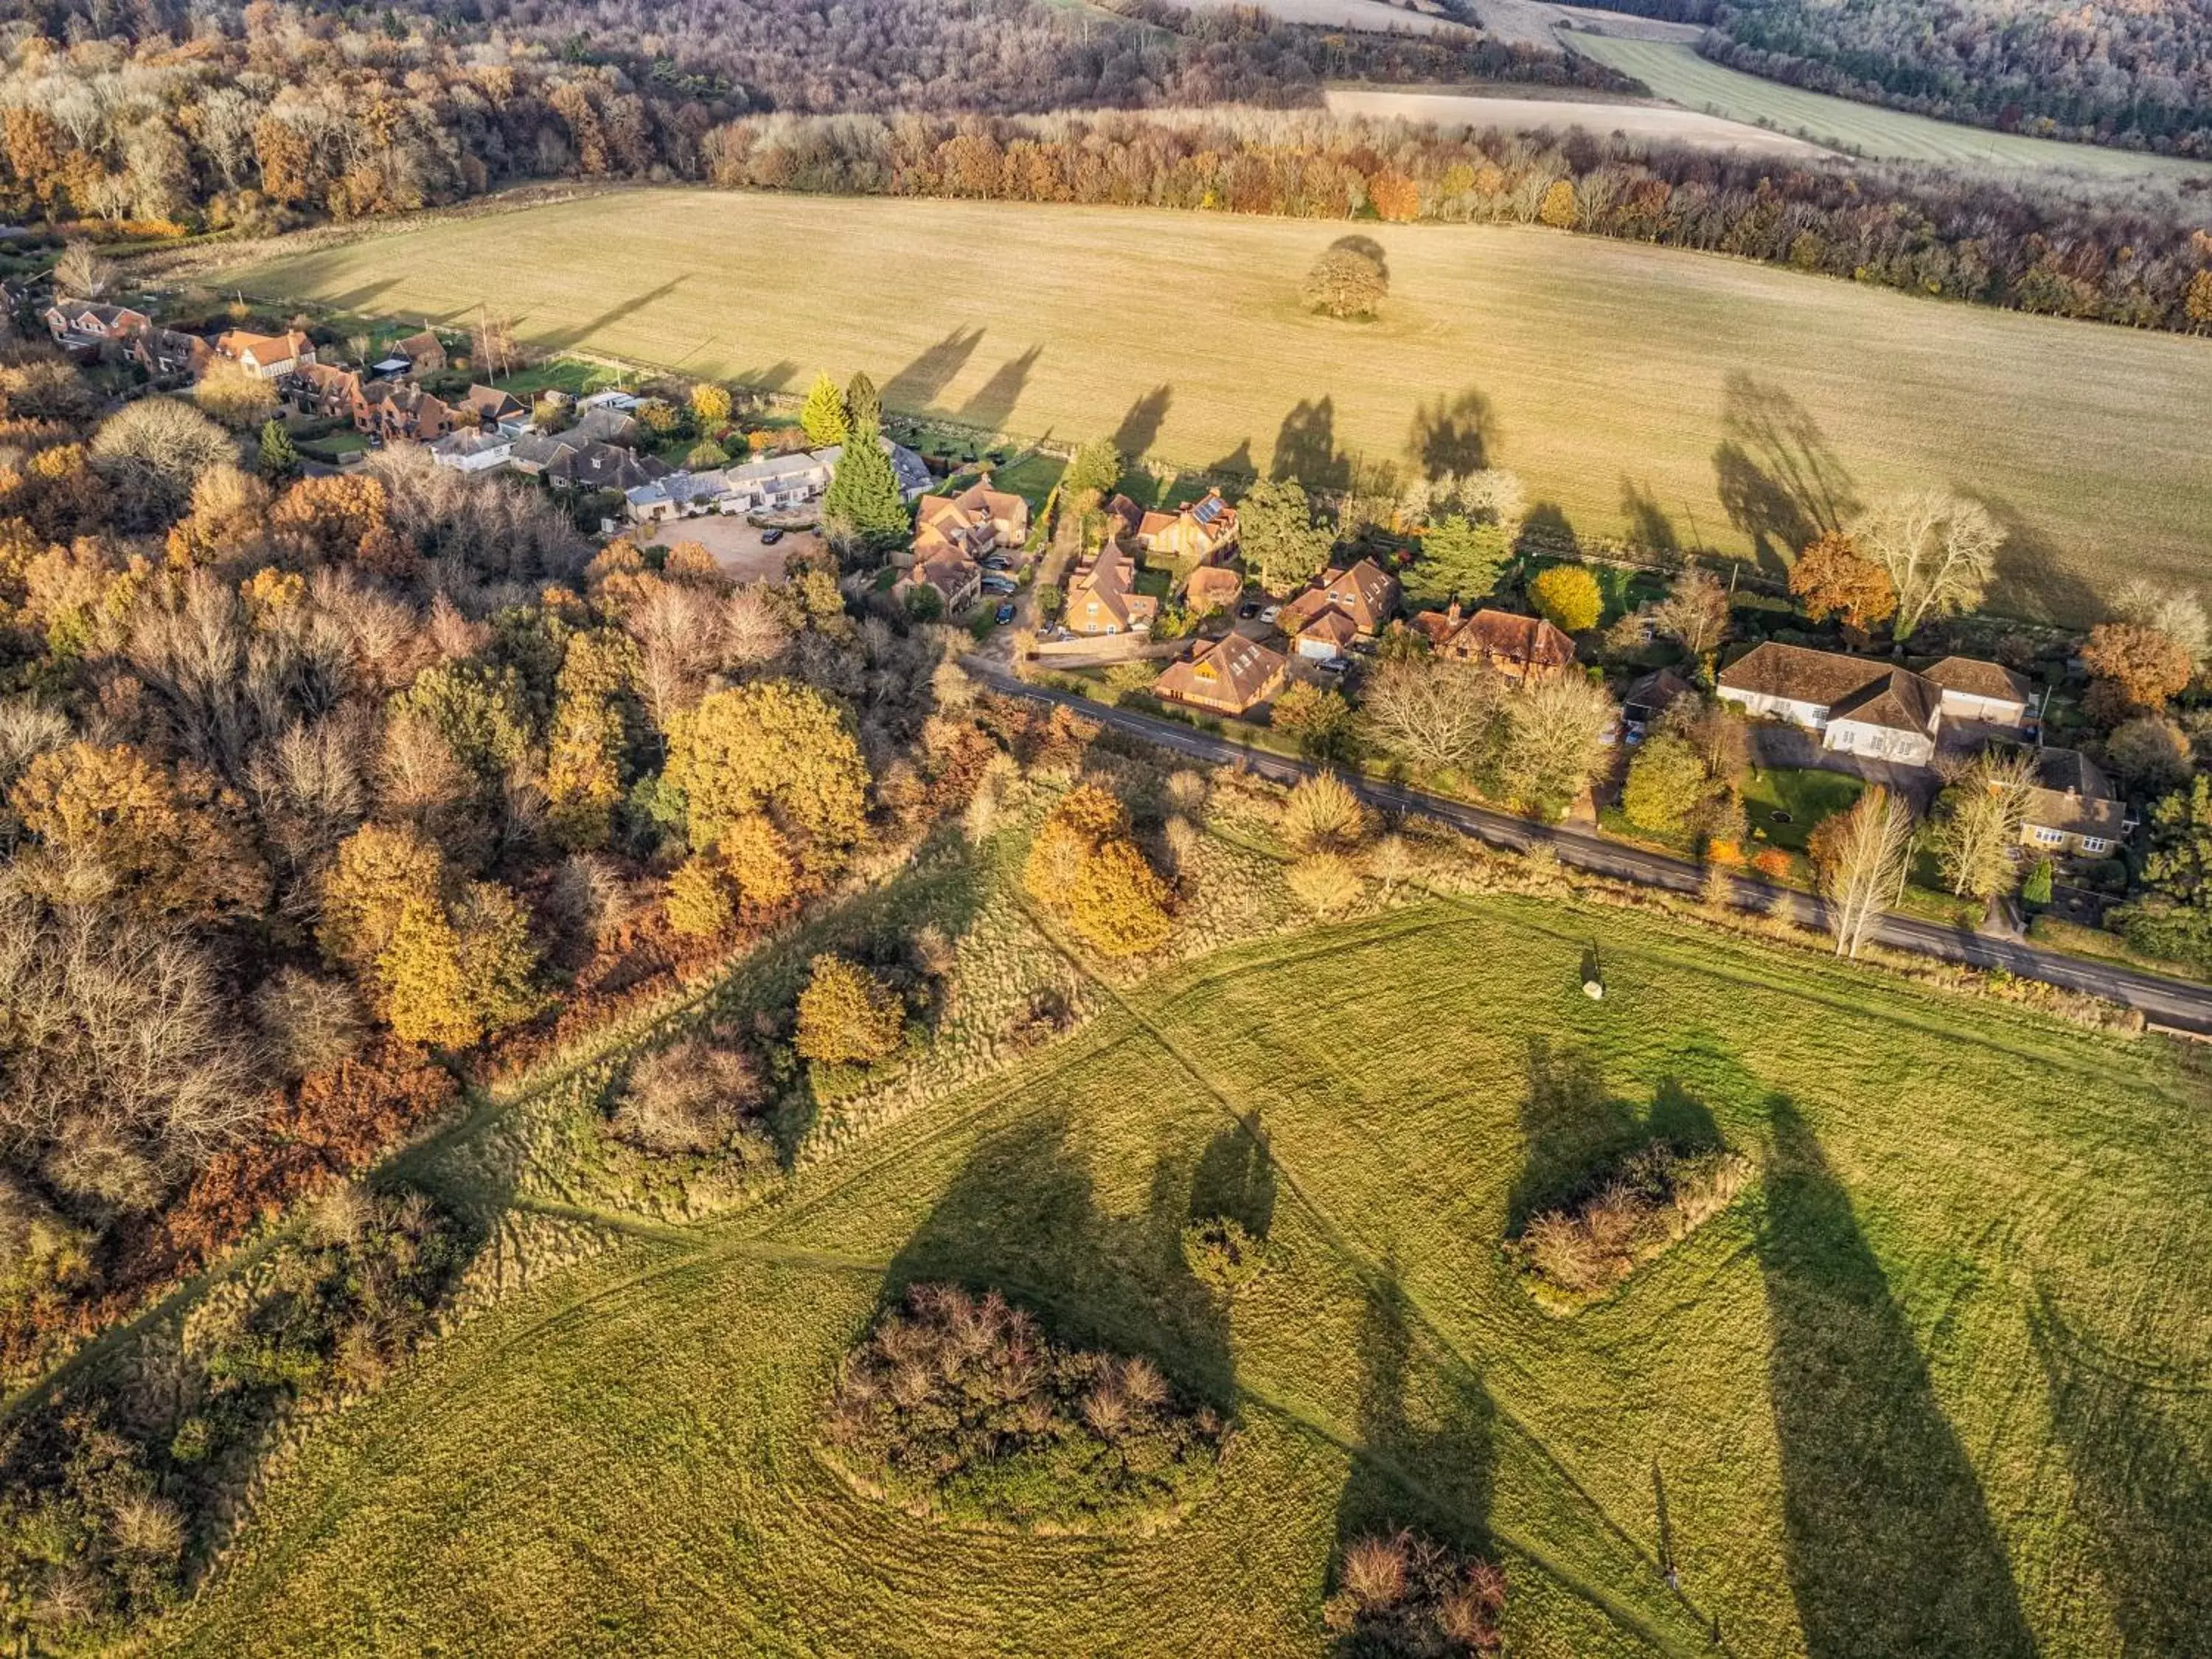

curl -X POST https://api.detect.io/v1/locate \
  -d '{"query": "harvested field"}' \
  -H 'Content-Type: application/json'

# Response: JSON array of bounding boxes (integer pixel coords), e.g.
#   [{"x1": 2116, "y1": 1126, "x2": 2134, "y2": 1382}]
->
[{"x1": 1325, "y1": 86, "x2": 1823, "y2": 153}]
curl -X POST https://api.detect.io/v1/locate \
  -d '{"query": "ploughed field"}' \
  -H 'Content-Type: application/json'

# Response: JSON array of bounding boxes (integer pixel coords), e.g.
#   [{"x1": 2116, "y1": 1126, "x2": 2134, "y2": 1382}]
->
[
  {"x1": 229, "y1": 189, "x2": 2212, "y2": 621},
  {"x1": 156, "y1": 895, "x2": 2212, "y2": 1656}
]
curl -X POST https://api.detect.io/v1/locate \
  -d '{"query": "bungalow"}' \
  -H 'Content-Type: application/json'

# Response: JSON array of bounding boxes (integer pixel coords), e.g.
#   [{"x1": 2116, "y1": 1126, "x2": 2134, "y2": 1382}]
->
[
  {"x1": 1716, "y1": 641, "x2": 1941, "y2": 767},
  {"x1": 1135, "y1": 490, "x2": 1239, "y2": 563},
  {"x1": 43, "y1": 299, "x2": 151, "y2": 352},
  {"x1": 723, "y1": 449, "x2": 835, "y2": 513},
  {"x1": 1924, "y1": 656, "x2": 2035, "y2": 731},
  {"x1": 428, "y1": 428, "x2": 515, "y2": 473},
  {"x1": 1279, "y1": 557, "x2": 1400, "y2": 656},
  {"x1": 133, "y1": 327, "x2": 211, "y2": 380},
  {"x1": 913, "y1": 476, "x2": 1030, "y2": 563},
  {"x1": 1062, "y1": 540, "x2": 1158, "y2": 637},
  {"x1": 1155, "y1": 634, "x2": 1288, "y2": 717},
  {"x1": 2023, "y1": 748, "x2": 2132, "y2": 860},
  {"x1": 215, "y1": 329, "x2": 316, "y2": 379},
  {"x1": 392, "y1": 330, "x2": 447, "y2": 375},
  {"x1": 625, "y1": 467, "x2": 740, "y2": 523},
  {"x1": 1183, "y1": 564, "x2": 1244, "y2": 616},
  {"x1": 1622, "y1": 667, "x2": 1696, "y2": 737},
  {"x1": 552, "y1": 441, "x2": 669, "y2": 494},
  {"x1": 1412, "y1": 605, "x2": 1577, "y2": 684}
]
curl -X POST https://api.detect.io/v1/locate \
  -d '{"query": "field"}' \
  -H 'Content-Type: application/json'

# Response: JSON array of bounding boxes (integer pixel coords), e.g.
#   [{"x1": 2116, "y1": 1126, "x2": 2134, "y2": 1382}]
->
[
  {"x1": 1568, "y1": 36, "x2": 2212, "y2": 180},
  {"x1": 225, "y1": 189, "x2": 2212, "y2": 621},
  {"x1": 1324, "y1": 86, "x2": 1823, "y2": 154},
  {"x1": 150, "y1": 829, "x2": 2212, "y2": 1656}
]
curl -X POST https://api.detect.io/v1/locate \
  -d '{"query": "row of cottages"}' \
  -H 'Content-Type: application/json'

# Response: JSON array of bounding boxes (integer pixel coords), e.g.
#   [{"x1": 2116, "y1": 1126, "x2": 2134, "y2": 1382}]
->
[
  {"x1": 1412, "y1": 603, "x2": 1579, "y2": 683},
  {"x1": 42, "y1": 302, "x2": 310, "y2": 384},
  {"x1": 1280, "y1": 559, "x2": 1400, "y2": 661},
  {"x1": 622, "y1": 439, "x2": 933, "y2": 526},
  {"x1": 1714, "y1": 642, "x2": 2033, "y2": 765}
]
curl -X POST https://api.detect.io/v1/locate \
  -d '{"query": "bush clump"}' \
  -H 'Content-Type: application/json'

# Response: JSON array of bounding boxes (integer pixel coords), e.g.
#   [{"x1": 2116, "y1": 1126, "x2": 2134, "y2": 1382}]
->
[
  {"x1": 1324, "y1": 1528, "x2": 1507, "y2": 1655},
  {"x1": 1508, "y1": 1141, "x2": 1748, "y2": 1309},
  {"x1": 820, "y1": 1282, "x2": 1228, "y2": 1531},
  {"x1": 1181, "y1": 1214, "x2": 1270, "y2": 1294},
  {"x1": 608, "y1": 1037, "x2": 772, "y2": 1163}
]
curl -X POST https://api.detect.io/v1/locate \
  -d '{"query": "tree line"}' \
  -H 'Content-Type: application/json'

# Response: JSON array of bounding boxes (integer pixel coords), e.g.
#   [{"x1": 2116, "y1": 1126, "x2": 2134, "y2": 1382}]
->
[{"x1": 695, "y1": 107, "x2": 2212, "y2": 335}]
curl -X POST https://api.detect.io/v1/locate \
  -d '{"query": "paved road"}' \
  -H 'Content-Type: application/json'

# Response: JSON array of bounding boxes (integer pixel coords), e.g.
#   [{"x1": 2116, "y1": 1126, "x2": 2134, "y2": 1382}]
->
[{"x1": 966, "y1": 661, "x2": 2212, "y2": 1035}]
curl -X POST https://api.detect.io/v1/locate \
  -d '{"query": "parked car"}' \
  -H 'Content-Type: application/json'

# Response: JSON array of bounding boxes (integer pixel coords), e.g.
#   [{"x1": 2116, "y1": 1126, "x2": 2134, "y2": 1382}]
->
[
  {"x1": 1316, "y1": 658, "x2": 1351, "y2": 681},
  {"x1": 981, "y1": 574, "x2": 1018, "y2": 595},
  {"x1": 1237, "y1": 602, "x2": 1260, "y2": 620},
  {"x1": 982, "y1": 554, "x2": 1013, "y2": 571},
  {"x1": 759, "y1": 526, "x2": 784, "y2": 545},
  {"x1": 1259, "y1": 605, "x2": 1281, "y2": 625},
  {"x1": 995, "y1": 601, "x2": 1016, "y2": 625}
]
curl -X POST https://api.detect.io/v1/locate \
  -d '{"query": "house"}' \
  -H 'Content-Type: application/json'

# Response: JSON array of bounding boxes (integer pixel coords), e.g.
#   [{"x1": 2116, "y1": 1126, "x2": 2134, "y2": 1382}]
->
[
  {"x1": 625, "y1": 467, "x2": 741, "y2": 523},
  {"x1": 215, "y1": 329, "x2": 316, "y2": 379},
  {"x1": 1183, "y1": 564, "x2": 1244, "y2": 616},
  {"x1": 1924, "y1": 656, "x2": 2034, "y2": 731},
  {"x1": 455, "y1": 384, "x2": 528, "y2": 432},
  {"x1": 907, "y1": 553, "x2": 984, "y2": 613},
  {"x1": 132, "y1": 327, "x2": 211, "y2": 379},
  {"x1": 912, "y1": 477, "x2": 1030, "y2": 563},
  {"x1": 1290, "y1": 607, "x2": 1360, "y2": 662},
  {"x1": 567, "y1": 406, "x2": 644, "y2": 448},
  {"x1": 1716, "y1": 642, "x2": 1941, "y2": 766},
  {"x1": 1136, "y1": 490, "x2": 1239, "y2": 563},
  {"x1": 1279, "y1": 557, "x2": 1400, "y2": 645},
  {"x1": 1412, "y1": 605, "x2": 1578, "y2": 684},
  {"x1": 2023, "y1": 748, "x2": 2132, "y2": 860},
  {"x1": 43, "y1": 299, "x2": 151, "y2": 352},
  {"x1": 1155, "y1": 634, "x2": 1289, "y2": 717},
  {"x1": 551, "y1": 441, "x2": 669, "y2": 493},
  {"x1": 1621, "y1": 667, "x2": 1695, "y2": 737},
  {"x1": 1062, "y1": 540, "x2": 1158, "y2": 636},
  {"x1": 884, "y1": 439, "x2": 933, "y2": 501},
  {"x1": 392, "y1": 330, "x2": 447, "y2": 375},
  {"x1": 722, "y1": 449, "x2": 836, "y2": 513},
  {"x1": 428, "y1": 429, "x2": 515, "y2": 473},
  {"x1": 354, "y1": 379, "x2": 456, "y2": 444},
  {"x1": 288, "y1": 362, "x2": 364, "y2": 420}
]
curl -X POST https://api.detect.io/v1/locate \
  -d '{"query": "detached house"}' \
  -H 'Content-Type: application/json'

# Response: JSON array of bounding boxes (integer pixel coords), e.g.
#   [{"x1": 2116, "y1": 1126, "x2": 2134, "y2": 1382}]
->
[
  {"x1": 392, "y1": 330, "x2": 447, "y2": 375},
  {"x1": 355, "y1": 380, "x2": 456, "y2": 443},
  {"x1": 133, "y1": 327, "x2": 210, "y2": 379},
  {"x1": 1155, "y1": 634, "x2": 1288, "y2": 718},
  {"x1": 1412, "y1": 605, "x2": 1577, "y2": 684},
  {"x1": 1279, "y1": 558, "x2": 1400, "y2": 660},
  {"x1": 905, "y1": 553, "x2": 984, "y2": 613},
  {"x1": 455, "y1": 384, "x2": 529, "y2": 432},
  {"x1": 1133, "y1": 490, "x2": 1239, "y2": 563},
  {"x1": 215, "y1": 329, "x2": 316, "y2": 379},
  {"x1": 1183, "y1": 565, "x2": 1245, "y2": 616},
  {"x1": 2023, "y1": 748, "x2": 2132, "y2": 860},
  {"x1": 44, "y1": 299, "x2": 151, "y2": 353},
  {"x1": 1063, "y1": 541, "x2": 1158, "y2": 637},
  {"x1": 913, "y1": 477, "x2": 1029, "y2": 563},
  {"x1": 1716, "y1": 642, "x2": 1941, "y2": 766},
  {"x1": 289, "y1": 363, "x2": 364, "y2": 420}
]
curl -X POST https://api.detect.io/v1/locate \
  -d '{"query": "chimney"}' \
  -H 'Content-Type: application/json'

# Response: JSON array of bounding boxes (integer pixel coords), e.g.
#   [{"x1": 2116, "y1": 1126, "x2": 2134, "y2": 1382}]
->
[{"x1": 1447, "y1": 600, "x2": 1462, "y2": 623}]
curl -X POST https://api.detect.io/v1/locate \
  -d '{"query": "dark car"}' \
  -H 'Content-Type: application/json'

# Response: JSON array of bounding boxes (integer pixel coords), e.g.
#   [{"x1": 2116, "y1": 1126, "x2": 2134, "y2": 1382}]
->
[
  {"x1": 995, "y1": 601, "x2": 1016, "y2": 625},
  {"x1": 1237, "y1": 602, "x2": 1260, "y2": 619},
  {"x1": 759, "y1": 527, "x2": 785, "y2": 545},
  {"x1": 982, "y1": 554, "x2": 1013, "y2": 571}
]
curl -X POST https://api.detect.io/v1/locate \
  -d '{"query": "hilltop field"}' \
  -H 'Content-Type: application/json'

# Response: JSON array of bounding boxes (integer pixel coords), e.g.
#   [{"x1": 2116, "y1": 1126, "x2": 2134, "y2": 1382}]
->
[
  {"x1": 223, "y1": 189, "x2": 2212, "y2": 621},
  {"x1": 150, "y1": 799, "x2": 2212, "y2": 1658}
]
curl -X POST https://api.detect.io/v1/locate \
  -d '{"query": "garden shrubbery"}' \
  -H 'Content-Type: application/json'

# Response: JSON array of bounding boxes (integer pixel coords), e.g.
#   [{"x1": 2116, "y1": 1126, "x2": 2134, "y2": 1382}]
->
[
  {"x1": 1507, "y1": 1142, "x2": 1749, "y2": 1309},
  {"x1": 1325, "y1": 1528, "x2": 1507, "y2": 1655},
  {"x1": 820, "y1": 1282, "x2": 1227, "y2": 1530}
]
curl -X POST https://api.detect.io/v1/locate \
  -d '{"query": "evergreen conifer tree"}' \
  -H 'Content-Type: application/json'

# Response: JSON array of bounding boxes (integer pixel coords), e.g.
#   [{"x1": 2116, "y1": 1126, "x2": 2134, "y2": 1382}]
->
[
  {"x1": 823, "y1": 417, "x2": 910, "y2": 553},
  {"x1": 799, "y1": 371, "x2": 849, "y2": 447},
  {"x1": 259, "y1": 417, "x2": 301, "y2": 481}
]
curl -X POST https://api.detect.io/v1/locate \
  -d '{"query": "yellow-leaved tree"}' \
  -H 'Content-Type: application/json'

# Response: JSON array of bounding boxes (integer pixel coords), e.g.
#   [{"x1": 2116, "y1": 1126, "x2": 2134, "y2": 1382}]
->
[
  {"x1": 794, "y1": 953, "x2": 905, "y2": 1065},
  {"x1": 664, "y1": 679, "x2": 867, "y2": 882},
  {"x1": 1022, "y1": 783, "x2": 1172, "y2": 956}
]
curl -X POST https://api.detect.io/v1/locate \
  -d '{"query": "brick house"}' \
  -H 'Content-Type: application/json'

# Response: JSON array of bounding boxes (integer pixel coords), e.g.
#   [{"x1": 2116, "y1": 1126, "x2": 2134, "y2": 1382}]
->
[
  {"x1": 1154, "y1": 634, "x2": 1288, "y2": 717},
  {"x1": 1412, "y1": 605, "x2": 1578, "y2": 684}
]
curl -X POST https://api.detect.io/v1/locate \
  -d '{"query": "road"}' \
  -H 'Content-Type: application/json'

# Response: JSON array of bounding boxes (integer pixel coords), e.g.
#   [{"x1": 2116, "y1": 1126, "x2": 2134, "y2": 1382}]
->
[{"x1": 964, "y1": 661, "x2": 2212, "y2": 1035}]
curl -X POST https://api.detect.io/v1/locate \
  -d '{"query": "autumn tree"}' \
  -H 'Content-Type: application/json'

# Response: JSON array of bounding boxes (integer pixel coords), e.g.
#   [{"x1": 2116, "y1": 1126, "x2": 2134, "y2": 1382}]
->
[
  {"x1": 1528, "y1": 565, "x2": 1601, "y2": 634},
  {"x1": 664, "y1": 855, "x2": 737, "y2": 938},
  {"x1": 1239, "y1": 478, "x2": 1332, "y2": 594},
  {"x1": 194, "y1": 359, "x2": 279, "y2": 430},
  {"x1": 1809, "y1": 786, "x2": 1915, "y2": 958},
  {"x1": 799, "y1": 371, "x2": 849, "y2": 447},
  {"x1": 1064, "y1": 437, "x2": 1123, "y2": 496},
  {"x1": 1538, "y1": 178, "x2": 1577, "y2": 227},
  {"x1": 1928, "y1": 750, "x2": 2037, "y2": 899},
  {"x1": 1789, "y1": 532, "x2": 1896, "y2": 631},
  {"x1": 2081, "y1": 622, "x2": 2194, "y2": 720},
  {"x1": 794, "y1": 953, "x2": 905, "y2": 1065},
  {"x1": 1359, "y1": 657, "x2": 1505, "y2": 777},
  {"x1": 1850, "y1": 492, "x2": 2000, "y2": 639},
  {"x1": 1023, "y1": 782, "x2": 1172, "y2": 956},
  {"x1": 1498, "y1": 673, "x2": 1615, "y2": 819},
  {"x1": 664, "y1": 680, "x2": 869, "y2": 878},
  {"x1": 1301, "y1": 243, "x2": 1388, "y2": 320},
  {"x1": 1621, "y1": 734, "x2": 1710, "y2": 835},
  {"x1": 2104, "y1": 715, "x2": 2191, "y2": 793},
  {"x1": 545, "y1": 628, "x2": 639, "y2": 849},
  {"x1": 53, "y1": 241, "x2": 116, "y2": 299},
  {"x1": 89, "y1": 397, "x2": 240, "y2": 527},
  {"x1": 1650, "y1": 566, "x2": 1730, "y2": 663},
  {"x1": 689, "y1": 381, "x2": 732, "y2": 428}
]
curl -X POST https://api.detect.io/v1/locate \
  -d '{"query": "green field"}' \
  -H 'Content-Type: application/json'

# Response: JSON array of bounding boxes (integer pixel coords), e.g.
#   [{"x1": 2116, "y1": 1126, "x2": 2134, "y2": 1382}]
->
[
  {"x1": 226, "y1": 189, "x2": 2212, "y2": 622},
  {"x1": 154, "y1": 864, "x2": 2212, "y2": 1655},
  {"x1": 1569, "y1": 36, "x2": 2212, "y2": 180}
]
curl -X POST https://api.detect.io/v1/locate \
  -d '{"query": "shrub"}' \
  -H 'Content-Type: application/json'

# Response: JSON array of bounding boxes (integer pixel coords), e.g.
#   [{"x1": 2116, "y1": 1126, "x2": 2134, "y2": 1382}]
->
[
  {"x1": 794, "y1": 953, "x2": 905, "y2": 1065},
  {"x1": 1181, "y1": 1215, "x2": 1268, "y2": 1293},
  {"x1": 1324, "y1": 1529, "x2": 1506, "y2": 1654},
  {"x1": 1507, "y1": 1141, "x2": 1750, "y2": 1307},
  {"x1": 820, "y1": 1283, "x2": 1227, "y2": 1530},
  {"x1": 1026, "y1": 785, "x2": 1175, "y2": 956},
  {"x1": 1287, "y1": 852, "x2": 1363, "y2": 917},
  {"x1": 251, "y1": 967, "x2": 366, "y2": 1081},
  {"x1": 610, "y1": 1037, "x2": 771, "y2": 1162},
  {"x1": 664, "y1": 855, "x2": 737, "y2": 939},
  {"x1": 1281, "y1": 772, "x2": 1367, "y2": 855}
]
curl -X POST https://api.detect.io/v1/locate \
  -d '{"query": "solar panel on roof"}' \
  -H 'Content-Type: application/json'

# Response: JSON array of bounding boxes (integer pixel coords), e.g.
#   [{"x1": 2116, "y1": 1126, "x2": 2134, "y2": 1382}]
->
[{"x1": 1192, "y1": 497, "x2": 1222, "y2": 525}]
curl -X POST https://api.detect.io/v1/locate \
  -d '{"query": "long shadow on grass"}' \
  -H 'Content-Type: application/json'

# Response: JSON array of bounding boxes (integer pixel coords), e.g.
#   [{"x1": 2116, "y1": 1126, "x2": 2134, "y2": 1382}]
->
[
  {"x1": 1760, "y1": 1096, "x2": 2034, "y2": 1658},
  {"x1": 881, "y1": 1107, "x2": 1234, "y2": 1408},
  {"x1": 1329, "y1": 1259, "x2": 1494, "y2": 1576},
  {"x1": 2033, "y1": 1290, "x2": 2212, "y2": 1654},
  {"x1": 1509, "y1": 1040, "x2": 1728, "y2": 1231}
]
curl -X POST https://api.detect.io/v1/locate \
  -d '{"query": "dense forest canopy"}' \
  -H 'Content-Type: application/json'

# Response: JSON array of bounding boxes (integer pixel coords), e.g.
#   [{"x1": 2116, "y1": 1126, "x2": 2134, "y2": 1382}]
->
[{"x1": 1704, "y1": 0, "x2": 2212, "y2": 156}]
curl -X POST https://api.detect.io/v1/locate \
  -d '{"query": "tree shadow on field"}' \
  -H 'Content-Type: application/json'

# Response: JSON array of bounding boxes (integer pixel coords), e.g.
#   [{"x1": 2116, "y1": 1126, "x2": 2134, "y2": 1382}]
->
[
  {"x1": 1330, "y1": 233, "x2": 1389, "y2": 282},
  {"x1": 1711, "y1": 373, "x2": 1857, "y2": 572},
  {"x1": 1509, "y1": 1040, "x2": 1721, "y2": 1231},
  {"x1": 1208, "y1": 437, "x2": 1257, "y2": 479},
  {"x1": 1971, "y1": 489, "x2": 2100, "y2": 627},
  {"x1": 535, "y1": 274, "x2": 688, "y2": 355},
  {"x1": 958, "y1": 344, "x2": 1042, "y2": 434},
  {"x1": 1272, "y1": 396, "x2": 1352, "y2": 490},
  {"x1": 1187, "y1": 1116, "x2": 1276, "y2": 1239},
  {"x1": 1112, "y1": 383, "x2": 1174, "y2": 458},
  {"x1": 1515, "y1": 501, "x2": 1576, "y2": 560},
  {"x1": 732, "y1": 357, "x2": 798, "y2": 392},
  {"x1": 1620, "y1": 477, "x2": 1681, "y2": 557},
  {"x1": 2032, "y1": 1287, "x2": 2212, "y2": 1655},
  {"x1": 882, "y1": 1106, "x2": 1234, "y2": 1408},
  {"x1": 882, "y1": 325, "x2": 984, "y2": 414},
  {"x1": 1329, "y1": 1259, "x2": 1495, "y2": 1587},
  {"x1": 1405, "y1": 387, "x2": 1496, "y2": 481},
  {"x1": 1760, "y1": 1096, "x2": 2034, "y2": 1658}
]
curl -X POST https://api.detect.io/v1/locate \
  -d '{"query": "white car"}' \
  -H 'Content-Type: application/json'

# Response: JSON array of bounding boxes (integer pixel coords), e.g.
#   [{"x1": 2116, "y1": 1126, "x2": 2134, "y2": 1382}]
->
[{"x1": 1258, "y1": 605, "x2": 1281, "y2": 625}]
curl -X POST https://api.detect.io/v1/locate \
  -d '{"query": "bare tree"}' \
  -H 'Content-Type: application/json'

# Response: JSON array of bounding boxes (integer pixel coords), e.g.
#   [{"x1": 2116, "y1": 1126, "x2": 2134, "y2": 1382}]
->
[
  {"x1": 470, "y1": 305, "x2": 521, "y2": 380},
  {"x1": 1851, "y1": 492, "x2": 2001, "y2": 640},
  {"x1": 1815, "y1": 786, "x2": 1916, "y2": 958},
  {"x1": 52, "y1": 240, "x2": 116, "y2": 299},
  {"x1": 2112, "y1": 578, "x2": 2212, "y2": 667},
  {"x1": 1650, "y1": 565, "x2": 1731, "y2": 661},
  {"x1": 1360, "y1": 658, "x2": 1506, "y2": 776},
  {"x1": 1929, "y1": 751, "x2": 2037, "y2": 899}
]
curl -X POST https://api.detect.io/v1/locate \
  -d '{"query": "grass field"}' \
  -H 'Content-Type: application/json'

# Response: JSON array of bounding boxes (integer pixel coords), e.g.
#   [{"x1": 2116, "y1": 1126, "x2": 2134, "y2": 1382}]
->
[
  {"x1": 1568, "y1": 36, "x2": 2212, "y2": 181},
  {"x1": 1324, "y1": 87, "x2": 1824, "y2": 155},
  {"x1": 226, "y1": 189, "x2": 2212, "y2": 621},
  {"x1": 151, "y1": 848, "x2": 2212, "y2": 1655}
]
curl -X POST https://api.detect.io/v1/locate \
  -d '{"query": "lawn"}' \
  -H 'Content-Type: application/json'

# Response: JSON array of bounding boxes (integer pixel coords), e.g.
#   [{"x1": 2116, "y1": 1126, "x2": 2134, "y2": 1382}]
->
[
  {"x1": 150, "y1": 864, "x2": 2211, "y2": 1655},
  {"x1": 218, "y1": 189, "x2": 2212, "y2": 623},
  {"x1": 1740, "y1": 765, "x2": 1863, "y2": 850},
  {"x1": 1568, "y1": 36, "x2": 2212, "y2": 180}
]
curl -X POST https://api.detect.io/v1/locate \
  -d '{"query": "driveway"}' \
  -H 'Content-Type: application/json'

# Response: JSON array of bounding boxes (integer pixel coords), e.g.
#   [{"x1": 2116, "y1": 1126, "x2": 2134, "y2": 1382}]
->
[{"x1": 647, "y1": 514, "x2": 824, "y2": 582}]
